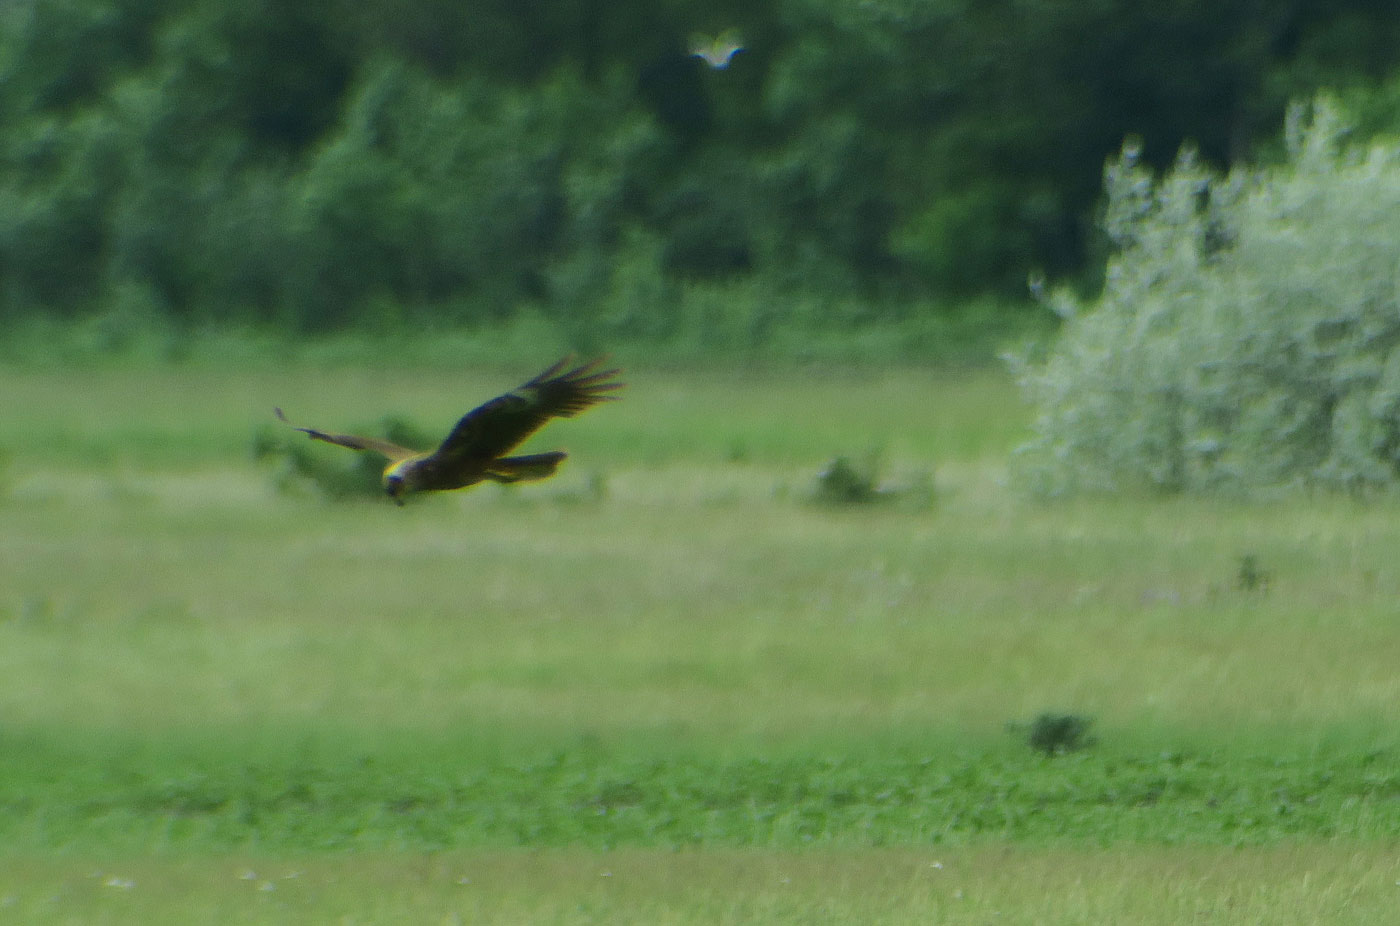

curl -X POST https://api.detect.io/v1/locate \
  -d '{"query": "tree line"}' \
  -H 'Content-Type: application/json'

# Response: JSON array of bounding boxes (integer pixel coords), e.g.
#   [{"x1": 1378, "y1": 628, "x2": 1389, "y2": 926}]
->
[{"x1": 3, "y1": 0, "x2": 1399, "y2": 336}]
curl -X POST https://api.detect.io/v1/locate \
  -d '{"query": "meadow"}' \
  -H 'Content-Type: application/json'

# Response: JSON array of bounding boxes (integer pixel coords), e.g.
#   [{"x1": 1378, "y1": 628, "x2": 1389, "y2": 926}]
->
[{"x1": 1, "y1": 360, "x2": 1398, "y2": 923}]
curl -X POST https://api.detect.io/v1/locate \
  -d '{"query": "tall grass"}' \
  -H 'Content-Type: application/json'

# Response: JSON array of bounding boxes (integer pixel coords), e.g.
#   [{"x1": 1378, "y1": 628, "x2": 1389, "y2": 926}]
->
[
  {"x1": 2, "y1": 364, "x2": 1400, "y2": 864},
  {"x1": 3, "y1": 847, "x2": 1397, "y2": 925}
]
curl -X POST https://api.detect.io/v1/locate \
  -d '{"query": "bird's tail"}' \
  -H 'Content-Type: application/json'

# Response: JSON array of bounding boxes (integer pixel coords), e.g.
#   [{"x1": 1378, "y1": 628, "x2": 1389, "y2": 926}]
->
[{"x1": 485, "y1": 452, "x2": 567, "y2": 483}]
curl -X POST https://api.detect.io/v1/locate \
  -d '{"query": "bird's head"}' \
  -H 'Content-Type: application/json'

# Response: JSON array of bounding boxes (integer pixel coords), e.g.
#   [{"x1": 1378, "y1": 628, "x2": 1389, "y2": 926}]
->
[{"x1": 382, "y1": 462, "x2": 412, "y2": 507}]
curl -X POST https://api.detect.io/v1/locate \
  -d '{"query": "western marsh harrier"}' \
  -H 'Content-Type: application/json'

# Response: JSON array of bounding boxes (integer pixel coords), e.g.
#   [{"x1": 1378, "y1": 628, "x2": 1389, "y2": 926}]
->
[{"x1": 276, "y1": 357, "x2": 622, "y2": 505}]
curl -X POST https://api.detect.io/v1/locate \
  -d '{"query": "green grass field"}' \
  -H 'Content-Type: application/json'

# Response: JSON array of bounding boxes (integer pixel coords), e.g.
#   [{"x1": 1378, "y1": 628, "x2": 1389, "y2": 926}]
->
[{"x1": 2, "y1": 362, "x2": 1398, "y2": 922}]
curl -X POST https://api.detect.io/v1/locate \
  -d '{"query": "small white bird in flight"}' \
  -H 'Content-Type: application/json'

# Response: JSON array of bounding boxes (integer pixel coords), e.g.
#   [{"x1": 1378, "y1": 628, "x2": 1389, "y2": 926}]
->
[{"x1": 690, "y1": 30, "x2": 744, "y2": 69}]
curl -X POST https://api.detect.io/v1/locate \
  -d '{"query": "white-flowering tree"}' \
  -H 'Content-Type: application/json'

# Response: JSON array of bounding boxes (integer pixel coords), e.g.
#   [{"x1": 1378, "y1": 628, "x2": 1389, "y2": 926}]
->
[{"x1": 1012, "y1": 98, "x2": 1400, "y2": 496}]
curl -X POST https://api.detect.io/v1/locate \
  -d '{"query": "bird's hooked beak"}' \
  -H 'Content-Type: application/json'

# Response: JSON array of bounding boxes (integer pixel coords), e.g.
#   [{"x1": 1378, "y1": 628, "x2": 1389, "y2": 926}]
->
[{"x1": 385, "y1": 474, "x2": 406, "y2": 507}]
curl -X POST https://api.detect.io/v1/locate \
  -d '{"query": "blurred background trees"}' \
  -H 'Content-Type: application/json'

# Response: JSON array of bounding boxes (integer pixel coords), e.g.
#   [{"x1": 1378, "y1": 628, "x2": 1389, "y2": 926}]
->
[{"x1": 3, "y1": 0, "x2": 1400, "y2": 341}]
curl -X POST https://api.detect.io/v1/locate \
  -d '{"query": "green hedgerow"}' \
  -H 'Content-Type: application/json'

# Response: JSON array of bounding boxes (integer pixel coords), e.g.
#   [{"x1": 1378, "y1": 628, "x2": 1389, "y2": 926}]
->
[{"x1": 1011, "y1": 96, "x2": 1400, "y2": 497}]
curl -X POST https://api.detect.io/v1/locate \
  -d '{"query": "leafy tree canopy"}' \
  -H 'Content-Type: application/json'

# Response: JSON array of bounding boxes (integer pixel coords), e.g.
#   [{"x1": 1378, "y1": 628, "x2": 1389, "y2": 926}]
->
[{"x1": 2, "y1": 0, "x2": 1399, "y2": 336}]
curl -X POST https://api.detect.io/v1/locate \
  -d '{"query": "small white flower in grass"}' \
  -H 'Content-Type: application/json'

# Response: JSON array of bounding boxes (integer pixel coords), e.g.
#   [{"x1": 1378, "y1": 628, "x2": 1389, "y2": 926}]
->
[
  {"x1": 104, "y1": 877, "x2": 135, "y2": 890},
  {"x1": 258, "y1": 881, "x2": 276, "y2": 893},
  {"x1": 600, "y1": 871, "x2": 613, "y2": 878},
  {"x1": 930, "y1": 861, "x2": 944, "y2": 869},
  {"x1": 238, "y1": 870, "x2": 257, "y2": 881}
]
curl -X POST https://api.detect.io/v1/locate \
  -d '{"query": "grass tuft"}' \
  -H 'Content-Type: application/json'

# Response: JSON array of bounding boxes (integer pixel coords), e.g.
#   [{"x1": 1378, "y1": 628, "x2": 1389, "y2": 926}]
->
[{"x1": 1020, "y1": 712, "x2": 1097, "y2": 756}]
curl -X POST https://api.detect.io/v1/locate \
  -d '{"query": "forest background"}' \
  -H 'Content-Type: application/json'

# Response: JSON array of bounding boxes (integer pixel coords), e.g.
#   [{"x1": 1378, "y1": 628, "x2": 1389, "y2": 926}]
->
[{"x1": 6, "y1": 0, "x2": 1400, "y2": 360}]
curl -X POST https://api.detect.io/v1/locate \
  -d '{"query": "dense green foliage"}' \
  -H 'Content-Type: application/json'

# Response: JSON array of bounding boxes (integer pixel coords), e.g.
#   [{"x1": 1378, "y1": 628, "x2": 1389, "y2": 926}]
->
[
  {"x1": 3, "y1": 1, "x2": 1400, "y2": 339},
  {"x1": 6, "y1": 734, "x2": 1400, "y2": 852},
  {"x1": 1014, "y1": 98, "x2": 1400, "y2": 495}
]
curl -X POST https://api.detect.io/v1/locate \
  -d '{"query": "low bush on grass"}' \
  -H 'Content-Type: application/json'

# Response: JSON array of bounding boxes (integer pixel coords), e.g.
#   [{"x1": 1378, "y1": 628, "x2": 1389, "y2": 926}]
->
[
  {"x1": 1021, "y1": 713, "x2": 1097, "y2": 756},
  {"x1": 810, "y1": 453, "x2": 934, "y2": 508}
]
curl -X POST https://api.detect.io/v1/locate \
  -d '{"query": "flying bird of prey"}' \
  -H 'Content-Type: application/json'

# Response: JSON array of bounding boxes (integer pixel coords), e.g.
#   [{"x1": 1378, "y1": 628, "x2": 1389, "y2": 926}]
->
[
  {"x1": 276, "y1": 357, "x2": 623, "y2": 505},
  {"x1": 689, "y1": 29, "x2": 744, "y2": 69}
]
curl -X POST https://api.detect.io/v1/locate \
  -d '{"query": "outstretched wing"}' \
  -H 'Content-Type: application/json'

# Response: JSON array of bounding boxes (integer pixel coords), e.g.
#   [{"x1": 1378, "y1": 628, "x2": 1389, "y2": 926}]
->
[
  {"x1": 274, "y1": 408, "x2": 422, "y2": 461},
  {"x1": 431, "y1": 357, "x2": 623, "y2": 465}
]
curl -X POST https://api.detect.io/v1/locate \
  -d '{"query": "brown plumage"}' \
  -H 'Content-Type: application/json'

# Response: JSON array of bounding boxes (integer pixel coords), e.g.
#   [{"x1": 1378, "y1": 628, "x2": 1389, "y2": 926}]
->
[{"x1": 276, "y1": 357, "x2": 623, "y2": 505}]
